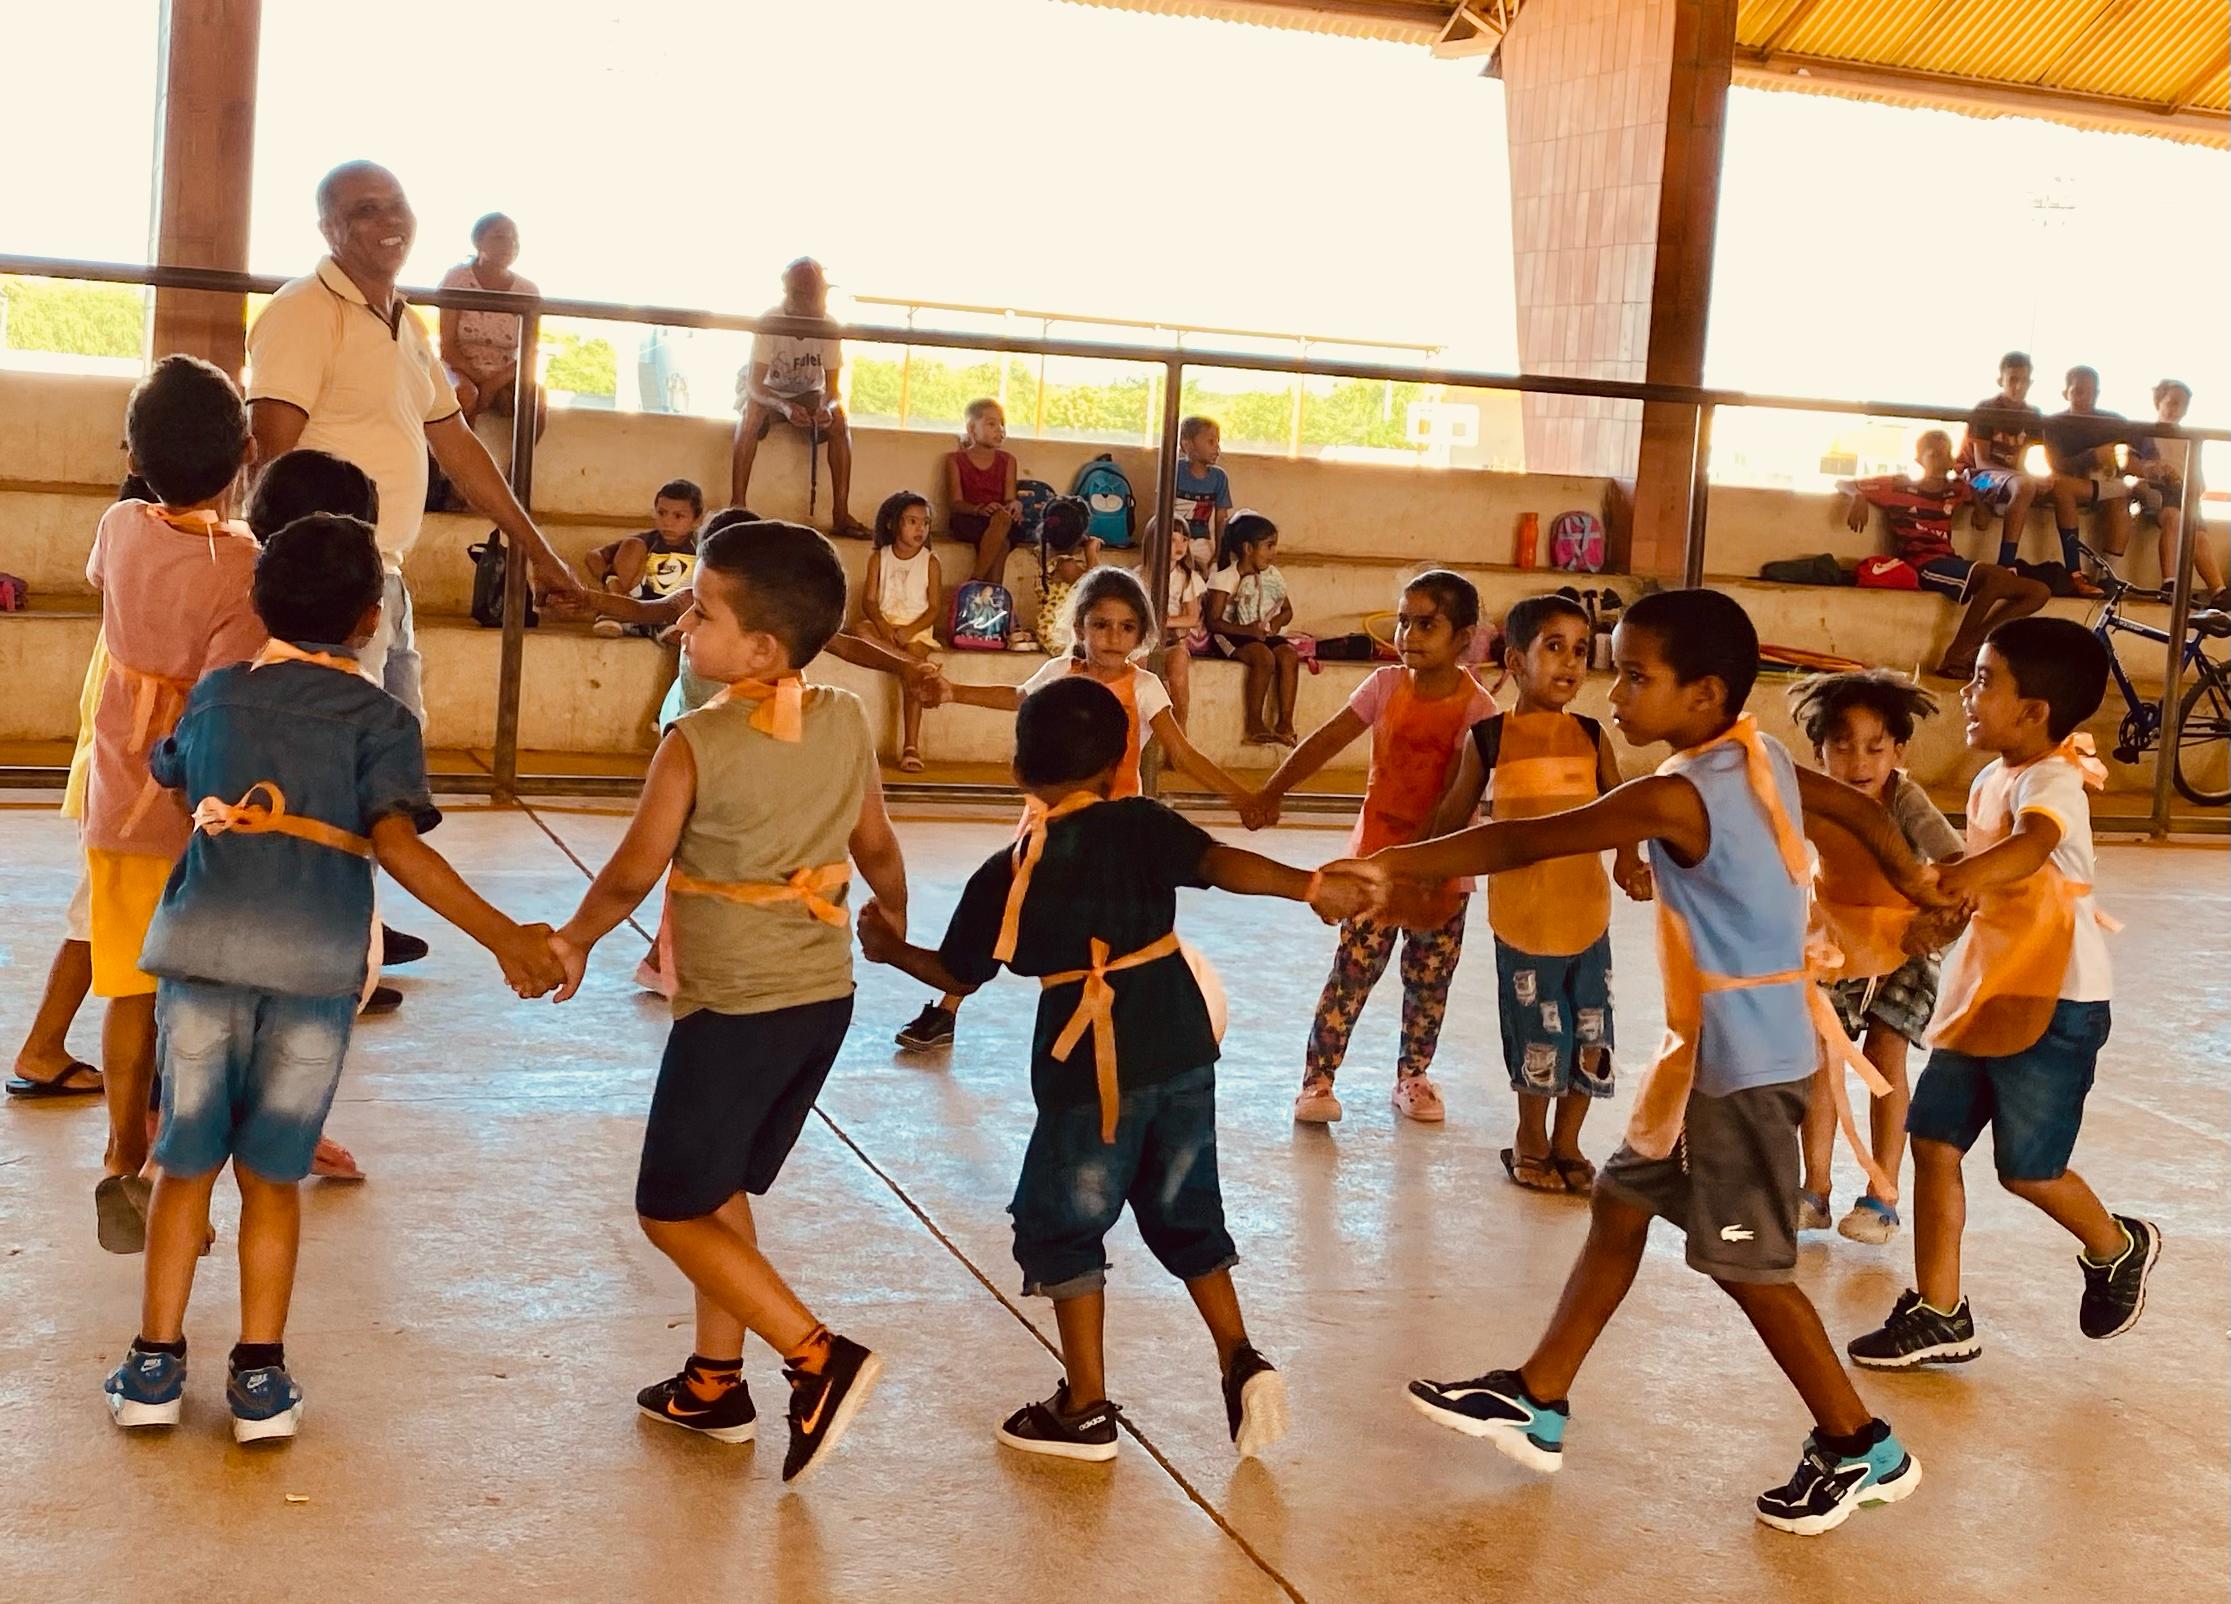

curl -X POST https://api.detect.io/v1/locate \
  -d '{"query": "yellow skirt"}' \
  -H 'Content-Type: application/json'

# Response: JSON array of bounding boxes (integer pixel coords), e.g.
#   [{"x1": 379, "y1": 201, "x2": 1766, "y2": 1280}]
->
[{"x1": 86, "y1": 848, "x2": 172, "y2": 999}]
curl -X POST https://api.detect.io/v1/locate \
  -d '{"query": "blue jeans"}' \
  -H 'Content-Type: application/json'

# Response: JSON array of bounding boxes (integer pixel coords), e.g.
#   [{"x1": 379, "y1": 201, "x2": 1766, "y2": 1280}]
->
[
  {"x1": 1907, "y1": 999, "x2": 2110, "y2": 1180},
  {"x1": 151, "y1": 980, "x2": 357, "y2": 1182},
  {"x1": 1009, "y1": 1064, "x2": 1237, "y2": 1300}
]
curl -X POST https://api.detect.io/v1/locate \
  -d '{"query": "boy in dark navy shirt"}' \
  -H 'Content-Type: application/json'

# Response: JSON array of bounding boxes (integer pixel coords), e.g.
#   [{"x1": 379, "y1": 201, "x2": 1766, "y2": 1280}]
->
[{"x1": 858, "y1": 676, "x2": 1367, "y2": 1462}]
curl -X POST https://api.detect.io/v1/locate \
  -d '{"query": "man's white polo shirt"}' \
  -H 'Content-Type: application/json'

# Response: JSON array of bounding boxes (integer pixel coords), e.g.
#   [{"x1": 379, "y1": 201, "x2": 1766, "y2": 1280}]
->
[{"x1": 247, "y1": 256, "x2": 461, "y2": 569}]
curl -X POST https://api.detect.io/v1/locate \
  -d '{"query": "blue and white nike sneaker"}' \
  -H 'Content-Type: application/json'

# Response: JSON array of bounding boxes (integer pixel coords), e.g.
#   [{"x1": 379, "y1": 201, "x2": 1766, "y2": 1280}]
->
[
  {"x1": 1405, "y1": 1368, "x2": 1568, "y2": 1473},
  {"x1": 105, "y1": 1344, "x2": 186, "y2": 1429},
  {"x1": 1755, "y1": 1425, "x2": 1921, "y2": 1535},
  {"x1": 227, "y1": 1363, "x2": 304, "y2": 1443}
]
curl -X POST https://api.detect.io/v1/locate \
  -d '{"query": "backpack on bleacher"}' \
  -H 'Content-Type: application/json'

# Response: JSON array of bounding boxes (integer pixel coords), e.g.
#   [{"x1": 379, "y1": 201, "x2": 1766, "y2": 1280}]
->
[
  {"x1": 1070, "y1": 455, "x2": 1136, "y2": 548},
  {"x1": 1011, "y1": 478, "x2": 1058, "y2": 548},
  {"x1": 945, "y1": 579, "x2": 1014, "y2": 651}
]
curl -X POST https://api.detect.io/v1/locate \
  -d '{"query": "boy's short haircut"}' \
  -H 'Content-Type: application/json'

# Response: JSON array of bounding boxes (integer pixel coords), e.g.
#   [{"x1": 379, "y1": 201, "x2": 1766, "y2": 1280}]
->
[
  {"x1": 697, "y1": 519, "x2": 847, "y2": 668},
  {"x1": 1788, "y1": 668, "x2": 1939, "y2": 750},
  {"x1": 1985, "y1": 616, "x2": 2108, "y2": 740},
  {"x1": 1503, "y1": 591, "x2": 1589, "y2": 653},
  {"x1": 1180, "y1": 415, "x2": 1218, "y2": 444},
  {"x1": 253, "y1": 515, "x2": 385, "y2": 645},
  {"x1": 1622, "y1": 588, "x2": 1760, "y2": 712},
  {"x1": 2154, "y1": 378, "x2": 2193, "y2": 406},
  {"x1": 701, "y1": 505, "x2": 758, "y2": 540},
  {"x1": 2000, "y1": 351, "x2": 2032, "y2": 373},
  {"x1": 964, "y1": 396, "x2": 1003, "y2": 425},
  {"x1": 656, "y1": 478, "x2": 705, "y2": 515},
  {"x1": 1066, "y1": 565, "x2": 1158, "y2": 650},
  {"x1": 126, "y1": 354, "x2": 248, "y2": 507},
  {"x1": 2066, "y1": 364, "x2": 2100, "y2": 387},
  {"x1": 1405, "y1": 568, "x2": 1481, "y2": 633},
  {"x1": 1916, "y1": 427, "x2": 1953, "y2": 455},
  {"x1": 247, "y1": 450, "x2": 379, "y2": 541},
  {"x1": 1015, "y1": 676, "x2": 1129, "y2": 787},
  {"x1": 1040, "y1": 495, "x2": 1092, "y2": 555}
]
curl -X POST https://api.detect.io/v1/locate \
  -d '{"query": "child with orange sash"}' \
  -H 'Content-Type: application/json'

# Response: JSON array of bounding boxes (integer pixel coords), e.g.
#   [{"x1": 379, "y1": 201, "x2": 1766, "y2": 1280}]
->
[
  {"x1": 104, "y1": 516, "x2": 561, "y2": 1443},
  {"x1": 551, "y1": 519, "x2": 908, "y2": 1485},
  {"x1": 1252, "y1": 570, "x2": 1497, "y2": 1125},
  {"x1": 858, "y1": 676, "x2": 1365, "y2": 1462},
  {"x1": 1346, "y1": 589, "x2": 1943, "y2": 1537},
  {"x1": 1429, "y1": 593, "x2": 1648, "y2": 1179},
  {"x1": 81, "y1": 358, "x2": 269, "y2": 1253},
  {"x1": 1787, "y1": 671, "x2": 1964, "y2": 1245},
  {"x1": 1848, "y1": 617, "x2": 2158, "y2": 1371},
  {"x1": 896, "y1": 566, "x2": 1257, "y2": 1052}
]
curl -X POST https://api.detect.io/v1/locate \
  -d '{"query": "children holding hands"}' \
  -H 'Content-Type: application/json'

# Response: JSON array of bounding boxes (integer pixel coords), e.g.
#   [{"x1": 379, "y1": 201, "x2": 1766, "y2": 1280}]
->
[{"x1": 1251, "y1": 571, "x2": 1497, "y2": 1125}]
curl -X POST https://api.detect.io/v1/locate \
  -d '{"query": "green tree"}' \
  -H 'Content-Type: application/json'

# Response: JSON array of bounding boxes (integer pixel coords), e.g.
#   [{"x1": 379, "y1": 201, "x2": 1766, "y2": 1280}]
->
[
  {"x1": 0, "y1": 277, "x2": 146, "y2": 358},
  {"x1": 545, "y1": 333, "x2": 616, "y2": 397}
]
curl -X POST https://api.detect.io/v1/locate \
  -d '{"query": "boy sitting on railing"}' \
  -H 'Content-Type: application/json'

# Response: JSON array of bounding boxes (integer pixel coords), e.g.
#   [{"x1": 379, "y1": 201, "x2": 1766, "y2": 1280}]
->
[{"x1": 1840, "y1": 429, "x2": 2050, "y2": 682}]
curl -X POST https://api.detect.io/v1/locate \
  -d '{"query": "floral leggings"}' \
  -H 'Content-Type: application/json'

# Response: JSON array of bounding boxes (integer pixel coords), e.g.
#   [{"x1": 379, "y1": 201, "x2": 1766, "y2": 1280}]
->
[{"x1": 1303, "y1": 896, "x2": 1469, "y2": 1085}]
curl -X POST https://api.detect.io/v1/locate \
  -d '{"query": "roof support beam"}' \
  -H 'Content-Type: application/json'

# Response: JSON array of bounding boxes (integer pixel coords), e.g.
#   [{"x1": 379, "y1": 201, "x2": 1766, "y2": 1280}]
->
[
  {"x1": 2167, "y1": 43, "x2": 2230, "y2": 112},
  {"x1": 1432, "y1": 2, "x2": 1516, "y2": 59}
]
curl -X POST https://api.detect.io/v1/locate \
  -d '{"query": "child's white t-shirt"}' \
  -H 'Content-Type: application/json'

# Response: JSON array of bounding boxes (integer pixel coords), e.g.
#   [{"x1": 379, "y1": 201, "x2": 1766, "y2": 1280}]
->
[
  {"x1": 1167, "y1": 566, "x2": 1208, "y2": 624},
  {"x1": 1209, "y1": 564, "x2": 1288, "y2": 628},
  {"x1": 1018, "y1": 657, "x2": 1173, "y2": 728},
  {"x1": 1992, "y1": 755, "x2": 2112, "y2": 1001}
]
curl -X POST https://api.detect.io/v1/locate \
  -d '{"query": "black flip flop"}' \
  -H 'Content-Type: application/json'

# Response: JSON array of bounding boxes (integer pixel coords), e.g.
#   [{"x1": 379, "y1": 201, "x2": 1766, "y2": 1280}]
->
[
  {"x1": 6, "y1": 1061, "x2": 104, "y2": 1099},
  {"x1": 1500, "y1": 1147, "x2": 1566, "y2": 1193}
]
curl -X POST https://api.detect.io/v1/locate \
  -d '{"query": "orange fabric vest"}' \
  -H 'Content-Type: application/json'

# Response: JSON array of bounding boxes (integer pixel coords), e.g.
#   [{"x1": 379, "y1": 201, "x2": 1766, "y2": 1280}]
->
[
  {"x1": 1065, "y1": 661, "x2": 1143, "y2": 798},
  {"x1": 1810, "y1": 818, "x2": 1920, "y2": 984},
  {"x1": 1927, "y1": 736, "x2": 2112, "y2": 1057},
  {"x1": 1485, "y1": 711, "x2": 1611, "y2": 957},
  {"x1": 1355, "y1": 672, "x2": 1487, "y2": 927}
]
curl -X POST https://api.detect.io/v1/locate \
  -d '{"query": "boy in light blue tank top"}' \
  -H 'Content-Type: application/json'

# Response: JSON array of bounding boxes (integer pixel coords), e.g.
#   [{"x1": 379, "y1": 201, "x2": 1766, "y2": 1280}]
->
[{"x1": 1336, "y1": 590, "x2": 1952, "y2": 1538}]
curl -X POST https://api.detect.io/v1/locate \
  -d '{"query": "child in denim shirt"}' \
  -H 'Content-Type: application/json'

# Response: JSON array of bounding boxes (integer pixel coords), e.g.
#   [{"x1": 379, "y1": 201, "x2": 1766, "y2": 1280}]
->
[{"x1": 103, "y1": 516, "x2": 560, "y2": 1445}]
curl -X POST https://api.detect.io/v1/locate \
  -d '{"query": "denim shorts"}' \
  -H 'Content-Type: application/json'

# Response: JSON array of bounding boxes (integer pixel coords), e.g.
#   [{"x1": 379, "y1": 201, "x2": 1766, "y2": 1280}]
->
[
  {"x1": 1907, "y1": 999, "x2": 2109, "y2": 1181},
  {"x1": 1828, "y1": 953, "x2": 1940, "y2": 1048},
  {"x1": 1495, "y1": 935, "x2": 1615, "y2": 1097},
  {"x1": 151, "y1": 979, "x2": 357, "y2": 1182},
  {"x1": 1009, "y1": 1063, "x2": 1238, "y2": 1300}
]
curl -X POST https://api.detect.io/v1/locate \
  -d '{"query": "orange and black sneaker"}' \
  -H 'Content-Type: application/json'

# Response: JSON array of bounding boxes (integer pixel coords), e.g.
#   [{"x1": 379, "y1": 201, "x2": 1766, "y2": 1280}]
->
[
  {"x1": 637, "y1": 1359, "x2": 757, "y2": 1444},
  {"x1": 780, "y1": 1333, "x2": 882, "y2": 1484}
]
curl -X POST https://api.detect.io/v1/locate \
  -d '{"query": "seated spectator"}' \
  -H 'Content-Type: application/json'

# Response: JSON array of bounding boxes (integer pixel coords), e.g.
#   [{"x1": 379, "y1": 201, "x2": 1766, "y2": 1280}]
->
[
  {"x1": 729, "y1": 258, "x2": 866, "y2": 537},
  {"x1": 2128, "y1": 379, "x2": 2229, "y2": 608},
  {"x1": 946, "y1": 398, "x2": 1019, "y2": 583},
  {"x1": 1161, "y1": 526, "x2": 1216, "y2": 728},
  {"x1": 1206, "y1": 510, "x2": 1300, "y2": 745},
  {"x1": 438, "y1": 213, "x2": 546, "y2": 439},
  {"x1": 2043, "y1": 364, "x2": 2145, "y2": 596},
  {"x1": 858, "y1": 491, "x2": 945, "y2": 773},
  {"x1": 1959, "y1": 350, "x2": 2044, "y2": 566},
  {"x1": 587, "y1": 478, "x2": 703, "y2": 639},
  {"x1": 1841, "y1": 429, "x2": 2049, "y2": 681},
  {"x1": 1033, "y1": 496, "x2": 1101, "y2": 657},
  {"x1": 1176, "y1": 415, "x2": 1234, "y2": 547}
]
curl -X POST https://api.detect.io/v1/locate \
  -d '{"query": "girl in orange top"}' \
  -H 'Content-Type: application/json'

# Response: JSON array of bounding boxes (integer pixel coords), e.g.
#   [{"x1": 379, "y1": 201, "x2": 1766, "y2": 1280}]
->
[
  {"x1": 898, "y1": 567, "x2": 1258, "y2": 1052},
  {"x1": 1254, "y1": 572, "x2": 1498, "y2": 1125},
  {"x1": 1431, "y1": 594, "x2": 1647, "y2": 1187}
]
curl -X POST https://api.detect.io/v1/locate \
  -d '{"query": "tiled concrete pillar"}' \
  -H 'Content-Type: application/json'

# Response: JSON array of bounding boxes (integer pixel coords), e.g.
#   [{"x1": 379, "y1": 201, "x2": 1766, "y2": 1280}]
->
[
  {"x1": 1501, "y1": 0, "x2": 1734, "y2": 576},
  {"x1": 148, "y1": 0, "x2": 261, "y2": 380}
]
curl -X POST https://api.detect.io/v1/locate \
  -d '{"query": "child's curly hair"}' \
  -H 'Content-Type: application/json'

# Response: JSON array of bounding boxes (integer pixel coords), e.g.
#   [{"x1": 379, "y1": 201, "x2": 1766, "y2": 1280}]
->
[{"x1": 1788, "y1": 668, "x2": 1940, "y2": 750}]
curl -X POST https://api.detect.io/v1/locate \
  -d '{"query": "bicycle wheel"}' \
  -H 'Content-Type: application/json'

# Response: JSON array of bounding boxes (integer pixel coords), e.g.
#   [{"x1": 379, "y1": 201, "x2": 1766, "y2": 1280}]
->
[{"x1": 2173, "y1": 666, "x2": 2231, "y2": 808}]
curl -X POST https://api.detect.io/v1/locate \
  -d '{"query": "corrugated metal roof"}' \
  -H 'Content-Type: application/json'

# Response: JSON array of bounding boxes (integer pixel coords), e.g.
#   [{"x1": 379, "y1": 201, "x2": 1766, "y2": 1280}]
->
[{"x1": 1060, "y1": 0, "x2": 2230, "y2": 144}]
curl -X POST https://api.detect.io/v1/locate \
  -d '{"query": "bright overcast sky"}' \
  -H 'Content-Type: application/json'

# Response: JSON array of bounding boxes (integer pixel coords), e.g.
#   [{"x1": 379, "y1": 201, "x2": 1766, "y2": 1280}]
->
[{"x1": 4, "y1": 0, "x2": 2226, "y2": 421}]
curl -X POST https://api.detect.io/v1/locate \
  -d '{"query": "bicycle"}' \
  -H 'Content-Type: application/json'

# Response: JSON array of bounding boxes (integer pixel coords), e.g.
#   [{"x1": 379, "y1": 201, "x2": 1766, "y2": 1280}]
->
[{"x1": 2080, "y1": 544, "x2": 2231, "y2": 807}]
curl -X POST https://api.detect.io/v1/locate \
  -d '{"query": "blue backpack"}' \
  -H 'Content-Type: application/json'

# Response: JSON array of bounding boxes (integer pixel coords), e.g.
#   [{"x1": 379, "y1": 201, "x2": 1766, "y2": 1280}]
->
[
  {"x1": 1012, "y1": 478, "x2": 1058, "y2": 548},
  {"x1": 1070, "y1": 455, "x2": 1136, "y2": 548}
]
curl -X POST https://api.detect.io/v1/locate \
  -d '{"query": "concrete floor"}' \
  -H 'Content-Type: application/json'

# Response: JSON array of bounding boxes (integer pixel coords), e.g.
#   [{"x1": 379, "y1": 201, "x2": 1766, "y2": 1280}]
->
[{"x1": 1, "y1": 800, "x2": 2224, "y2": 1604}]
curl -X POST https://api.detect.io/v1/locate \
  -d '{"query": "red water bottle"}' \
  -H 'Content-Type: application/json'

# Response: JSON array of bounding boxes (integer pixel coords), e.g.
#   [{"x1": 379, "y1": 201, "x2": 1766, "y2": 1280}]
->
[{"x1": 1515, "y1": 511, "x2": 1540, "y2": 569}]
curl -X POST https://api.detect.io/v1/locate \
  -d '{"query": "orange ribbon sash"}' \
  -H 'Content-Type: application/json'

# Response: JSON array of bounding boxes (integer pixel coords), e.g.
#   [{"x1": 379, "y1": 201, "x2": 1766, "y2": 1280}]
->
[
  {"x1": 191, "y1": 780, "x2": 371, "y2": 857},
  {"x1": 705, "y1": 674, "x2": 806, "y2": 741},
  {"x1": 1043, "y1": 931, "x2": 1185, "y2": 1144},
  {"x1": 667, "y1": 862, "x2": 851, "y2": 928}
]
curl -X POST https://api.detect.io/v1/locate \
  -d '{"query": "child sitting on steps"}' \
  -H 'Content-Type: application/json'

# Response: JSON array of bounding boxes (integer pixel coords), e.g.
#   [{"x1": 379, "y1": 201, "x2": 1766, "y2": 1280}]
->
[
  {"x1": 857, "y1": 490, "x2": 944, "y2": 773},
  {"x1": 1249, "y1": 570, "x2": 1499, "y2": 1126}
]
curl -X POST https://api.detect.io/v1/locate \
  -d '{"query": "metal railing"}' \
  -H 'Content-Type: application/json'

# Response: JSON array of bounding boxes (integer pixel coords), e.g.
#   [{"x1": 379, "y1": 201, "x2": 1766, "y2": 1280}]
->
[{"x1": 3, "y1": 252, "x2": 2227, "y2": 836}]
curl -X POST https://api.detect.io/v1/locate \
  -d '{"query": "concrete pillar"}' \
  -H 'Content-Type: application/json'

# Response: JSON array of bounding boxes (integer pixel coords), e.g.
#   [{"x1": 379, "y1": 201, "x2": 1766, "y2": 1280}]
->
[
  {"x1": 148, "y1": 0, "x2": 262, "y2": 380},
  {"x1": 1501, "y1": 0, "x2": 1734, "y2": 575}
]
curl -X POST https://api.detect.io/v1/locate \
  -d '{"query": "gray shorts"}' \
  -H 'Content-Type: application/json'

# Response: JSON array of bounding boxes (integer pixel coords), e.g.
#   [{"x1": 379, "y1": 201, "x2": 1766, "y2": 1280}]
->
[
  {"x1": 1596, "y1": 1079, "x2": 1810, "y2": 1284},
  {"x1": 1828, "y1": 953, "x2": 1939, "y2": 1047}
]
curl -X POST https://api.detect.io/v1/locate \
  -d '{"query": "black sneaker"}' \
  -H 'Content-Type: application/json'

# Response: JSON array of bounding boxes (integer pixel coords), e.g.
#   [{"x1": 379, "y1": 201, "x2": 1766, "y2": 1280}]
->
[
  {"x1": 1406, "y1": 1367, "x2": 1567, "y2": 1473},
  {"x1": 1846, "y1": 1290, "x2": 1981, "y2": 1369},
  {"x1": 1755, "y1": 1424, "x2": 1921, "y2": 1536},
  {"x1": 1222, "y1": 1343, "x2": 1289, "y2": 1459},
  {"x1": 379, "y1": 925, "x2": 429, "y2": 966},
  {"x1": 781, "y1": 1334, "x2": 883, "y2": 1484},
  {"x1": 637, "y1": 1368, "x2": 757, "y2": 1444},
  {"x1": 997, "y1": 1382, "x2": 1120, "y2": 1462},
  {"x1": 894, "y1": 1005, "x2": 955, "y2": 1051},
  {"x1": 2079, "y1": 1216, "x2": 2161, "y2": 1340},
  {"x1": 360, "y1": 984, "x2": 403, "y2": 1018}
]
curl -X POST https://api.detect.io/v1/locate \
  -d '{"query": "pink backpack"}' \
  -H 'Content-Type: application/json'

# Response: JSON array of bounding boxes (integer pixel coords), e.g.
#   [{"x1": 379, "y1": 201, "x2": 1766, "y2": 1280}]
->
[{"x1": 1550, "y1": 510, "x2": 1605, "y2": 574}]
